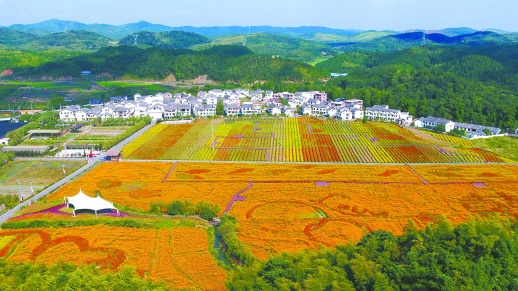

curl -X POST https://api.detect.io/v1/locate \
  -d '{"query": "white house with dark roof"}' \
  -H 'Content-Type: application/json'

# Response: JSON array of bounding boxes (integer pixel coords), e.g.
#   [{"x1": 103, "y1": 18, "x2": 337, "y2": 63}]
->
[
  {"x1": 453, "y1": 122, "x2": 500, "y2": 136},
  {"x1": 147, "y1": 104, "x2": 164, "y2": 120},
  {"x1": 414, "y1": 116, "x2": 455, "y2": 132},
  {"x1": 365, "y1": 105, "x2": 402, "y2": 122},
  {"x1": 177, "y1": 104, "x2": 192, "y2": 117},
  {"x1": 250, "y1": 90, "x2": 264, "y2": 102},
  {"x1": 268, "y1": 104, "x2": 282, "y2": 116},
  {"x1": 58, "y1": 106, "x2": 77, "y2": 122},
  {"x1": 225, "y1": 103, "x2": 240, "y2": 116},
  {"x1": 193, "y1": 104, "x2": 216, "y2": 117},
  {"x1": 240, "y1": 103, "x2": 256, "y2": 116},
  {"x1": 311, "y1": 104, "x2": 329, "y2": 116}
]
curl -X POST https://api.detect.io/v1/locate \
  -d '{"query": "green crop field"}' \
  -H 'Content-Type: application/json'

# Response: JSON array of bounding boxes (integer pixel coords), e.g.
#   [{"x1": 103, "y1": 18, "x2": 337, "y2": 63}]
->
[
  {"x1": 0, "y1": 160, "x2": 85, "y2": 187},
  {"x1": 97, "y1": 81, "x2": 177, "y2": 92},
  {"x1": 122, "y1": 117, "x2": 506, "y2": 163}
]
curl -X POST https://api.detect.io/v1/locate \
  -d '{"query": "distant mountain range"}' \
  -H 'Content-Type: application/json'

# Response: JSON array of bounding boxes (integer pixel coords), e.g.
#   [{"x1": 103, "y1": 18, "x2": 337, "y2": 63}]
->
[
  {"x1": 1, "y1": 19, "x2": 517, "y2": 65},
  {"x1": 5, "y1": 19, "x2": 515, "y2": 40}
]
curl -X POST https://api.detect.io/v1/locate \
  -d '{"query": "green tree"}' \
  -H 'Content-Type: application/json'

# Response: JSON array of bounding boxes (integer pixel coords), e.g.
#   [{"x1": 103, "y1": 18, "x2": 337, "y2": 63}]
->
[
  {"x1": 435, "y1": 123, "x2": 446, "y2": 132},
  {"x1": 216, "y1": 100, "x2": 225, "y2": 116},
  {"x1": 47, "y1": 96, "x2": 65, "y2": 110}
]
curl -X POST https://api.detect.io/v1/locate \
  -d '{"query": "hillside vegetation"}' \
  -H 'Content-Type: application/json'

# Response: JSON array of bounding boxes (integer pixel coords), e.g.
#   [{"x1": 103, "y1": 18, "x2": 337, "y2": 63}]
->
[
  {"x1": 119, "y1": 30, "x2": 210, "y2": 49},
  {"x1": 336, "y1": 31, "x2": 517, "y2": 52},
  {"x1": 0, "y1": 29, "x2": 113, "y2": 51},
  {"x1": 14, "y1": 45, "x2": 328, "y2": 83},
  {"x1": 318, "y1": 45, "x2": 518, "y2": 129},
  {"x1": 191, "y1": 33, "x2": 336, "y2": 63}
]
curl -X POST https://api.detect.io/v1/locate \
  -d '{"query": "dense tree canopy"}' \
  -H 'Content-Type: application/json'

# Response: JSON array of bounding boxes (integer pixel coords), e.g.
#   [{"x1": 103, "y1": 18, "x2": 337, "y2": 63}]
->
[
  {"x1": 228, "y1": 218, "x2": 518, "y2": 290},
  {"x1": 14, "y1": 46, "x2": 328, "y2": 83},
  {"x1": 318, "y1": 45, "x2": 518, "y2": 129}
]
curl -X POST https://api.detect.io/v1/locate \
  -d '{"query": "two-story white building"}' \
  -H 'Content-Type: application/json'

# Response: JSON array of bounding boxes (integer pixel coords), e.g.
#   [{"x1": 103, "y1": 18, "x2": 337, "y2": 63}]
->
[
  {"x1": 365, "y1": 105, "x2": 401, "y2": 122},
  {"x1": 225, "y1": 103, "x2": 240, "y2": 116}
]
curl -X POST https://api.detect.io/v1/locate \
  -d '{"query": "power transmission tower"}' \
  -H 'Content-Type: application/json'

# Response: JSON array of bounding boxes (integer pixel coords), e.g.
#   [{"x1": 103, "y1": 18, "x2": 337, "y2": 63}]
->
[
  {"x1": 421, "y1": 32, "x2": 426, "y2": 47},
  {"x1": 132, "y1": 34, "x2": 139, "y2": 45}
]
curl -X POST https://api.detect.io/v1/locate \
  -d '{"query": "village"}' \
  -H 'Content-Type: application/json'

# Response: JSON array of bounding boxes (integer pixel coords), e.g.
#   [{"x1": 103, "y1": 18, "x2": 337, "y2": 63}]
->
[{"x1": 58, "y1": 88, "x2": 503, "y2": 138}]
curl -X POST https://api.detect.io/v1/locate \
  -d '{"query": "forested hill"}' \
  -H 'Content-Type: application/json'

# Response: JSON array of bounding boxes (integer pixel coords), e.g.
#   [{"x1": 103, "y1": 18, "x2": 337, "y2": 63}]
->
[
  {"x1": 118, "y1": 31, "x2": 210, "y2": 49},
  {"x1": 0, "y1": 29, "x2": 112, "y2": 51},
  {"x1": 14, "y1": 45, "x2": 328, "y2": 83},
  {"x1": 318, "y1": 45, "x2": 518, "y2": 129},
  {"x1": 335, "y1": 31, "x2": 518, "y2": 52},
  {"x1": 191, "y1": 33, "x2": 336, "y2": 63}
]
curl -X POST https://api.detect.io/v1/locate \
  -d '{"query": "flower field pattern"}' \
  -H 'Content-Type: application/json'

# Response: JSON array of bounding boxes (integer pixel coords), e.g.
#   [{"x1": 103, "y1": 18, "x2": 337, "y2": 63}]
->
[
  {"x1": 122, "y1": 118, "x2": 505, "y2": 163},
  {"x1": 223, "y1": 164, "x2": 518, "y2": 260},
  {"x1": 0, "y1": 226, "x2": 226, "y2": 290},
  {"x1": 47, "y1": 162, "x2": 246, "y2": 214}
]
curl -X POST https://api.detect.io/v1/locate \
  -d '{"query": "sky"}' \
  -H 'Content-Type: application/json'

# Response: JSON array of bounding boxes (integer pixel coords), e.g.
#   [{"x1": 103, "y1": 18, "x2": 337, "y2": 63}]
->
[{"x1": 0, "y1": 0, "x2": 517, "y2": 31}]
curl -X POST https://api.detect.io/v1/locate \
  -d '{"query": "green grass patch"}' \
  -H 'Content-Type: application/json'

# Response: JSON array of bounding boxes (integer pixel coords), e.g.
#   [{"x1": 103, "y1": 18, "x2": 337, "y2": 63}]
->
[
  {"x1": 472, "y1": 137, "x2": 518, "y2": 162},
  {"x1": 0, "y1": 160, "x2": 85, "y2": 185}
]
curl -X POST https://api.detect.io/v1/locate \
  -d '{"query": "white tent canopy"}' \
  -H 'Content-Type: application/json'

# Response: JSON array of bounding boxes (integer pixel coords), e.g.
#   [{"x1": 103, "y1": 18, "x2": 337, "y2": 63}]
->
[{"x1": 65, "y1": 189, "x2": 119, "y2": 217}]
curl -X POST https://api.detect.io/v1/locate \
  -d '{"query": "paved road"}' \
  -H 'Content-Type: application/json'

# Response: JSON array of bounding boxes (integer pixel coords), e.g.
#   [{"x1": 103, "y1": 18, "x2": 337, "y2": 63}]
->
[{"x1": 0, "y1": 121, "x2": 156, "y2": 223}]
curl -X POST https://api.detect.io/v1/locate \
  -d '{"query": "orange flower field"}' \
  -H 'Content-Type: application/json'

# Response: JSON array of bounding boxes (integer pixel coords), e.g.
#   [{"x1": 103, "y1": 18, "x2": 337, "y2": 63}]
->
[
  {"x1": 0, "y1": 226, "x2": 226, "y2": 290},
  {"x1": 229, "y1": 180, "x2": 518, "y2": 259},
  {"x1": 43, "y1": 161, "x2": 518, "y2": 261},
  {"x1": 168, "y1": 162, "x2": 423, "y2": 183},
  {"x1": 47, "y1": 162, "x2": 247, "y2": 214}
]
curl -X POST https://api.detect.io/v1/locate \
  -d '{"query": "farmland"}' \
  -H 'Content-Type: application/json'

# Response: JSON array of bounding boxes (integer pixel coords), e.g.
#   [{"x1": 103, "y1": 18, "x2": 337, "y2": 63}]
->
[
  {"x1": 43, "y1": 161, "x2": 518, "y2": 261},
  {"x1": 122, "y1": 117, "x2": 505, "y2": 163},
  {"x1": 0, "y1": 218, "x2": 226, "y2": 290},
  {"x1": 0, "y1": 160, "x2": 85, "y2": 199}
]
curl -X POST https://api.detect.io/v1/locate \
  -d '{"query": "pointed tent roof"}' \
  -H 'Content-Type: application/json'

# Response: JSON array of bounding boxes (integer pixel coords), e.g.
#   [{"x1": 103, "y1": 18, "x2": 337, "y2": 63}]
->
[{"x1": 65, "y1": 189, "x2": 118, "y2": 216}]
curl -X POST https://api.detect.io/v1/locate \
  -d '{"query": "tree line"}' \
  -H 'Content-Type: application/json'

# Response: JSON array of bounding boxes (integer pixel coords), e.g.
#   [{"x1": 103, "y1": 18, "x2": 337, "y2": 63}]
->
[
  {"x1": 227, "y1": 217, "x2": 518, "y2": 290},
  {"x1": 317, "y1": 45, "x2": 518, "y2": 130}
]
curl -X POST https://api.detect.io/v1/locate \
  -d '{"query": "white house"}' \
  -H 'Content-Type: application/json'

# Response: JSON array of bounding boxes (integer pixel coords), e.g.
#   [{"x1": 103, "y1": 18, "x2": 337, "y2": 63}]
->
[
  {"x1": 365, "y1": 105, "x2": 401, "y2": 122},
  {"x1": 204, "y1": 94, "x2": 218, "y2": 106},
  {"x1": 283, "y1": 107, "x2": 295, "y2": 117},
  {"x1": 250, "y1": 90, "x2": 264, "y2": 102},
  {"x1": 58, "y1": 107, "x2": 76, "y2": 122},
  {"x1": 414, "y1": 116, "x2": 455, "y2": 133},
  {"x1": 338, "y1": 108, "x2": 353, "y2": 120},
  {"x1": 225, "y1": 103, "x2": 240, "y2": 116},
  {"x1": 311, "y1": 104, "x2": 329, "y2": 116},
  {"x1": 268, "y1": 104, "x2": 282, "y2": 116},
  {"x1": 147, "y1": 104, "x2": 164, "y2": 120},
  {"x1": 193, "y1": 104, "x2": 216, "y2": 117},
  {"x1": 163, "y1": 103, "x2": 178, "y2": 119},
  {"x1": 74, "y1": 109, "x2": 87, "y2": 122},
  {"x1": 177, "y1": 104, "x2": 192, "y2": 117},
  {"x1": 453, "y1": 122, "x2": 500, "y2": 136}
]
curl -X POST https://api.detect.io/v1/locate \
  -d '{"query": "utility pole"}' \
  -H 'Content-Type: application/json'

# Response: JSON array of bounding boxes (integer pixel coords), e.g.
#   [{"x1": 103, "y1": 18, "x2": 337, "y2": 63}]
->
[{"x1": 18, "y1": 179, "x2": 22, "y2": 203}]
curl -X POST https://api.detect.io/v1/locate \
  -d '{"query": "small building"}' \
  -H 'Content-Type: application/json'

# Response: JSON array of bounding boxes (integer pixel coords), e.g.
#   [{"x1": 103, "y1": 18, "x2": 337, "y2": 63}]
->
[
  {"x1": 27, "y1": 129, "x2": 62, "y2": 139},
  {"x1": 414, "y1": 116, "x2": 455, "y2": 133},
  {"x1": 104, "y1": 149, "x2": 121, "y2": 162},
  {"x1": 453, "y1": 122, "x2": 500, "y2": 136}
]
